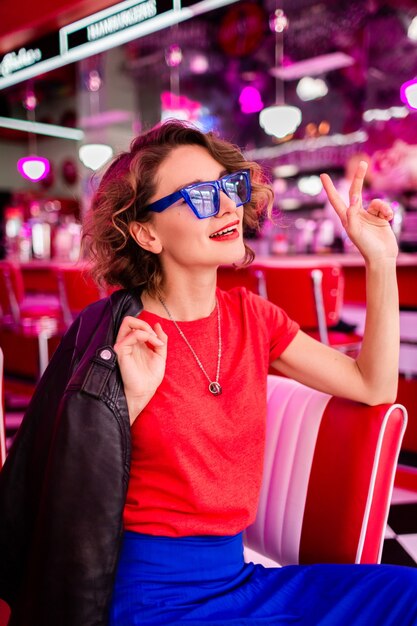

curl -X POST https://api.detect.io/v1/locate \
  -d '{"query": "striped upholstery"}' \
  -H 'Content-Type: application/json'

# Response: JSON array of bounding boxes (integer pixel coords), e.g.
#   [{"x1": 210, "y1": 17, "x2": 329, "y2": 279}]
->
[{"x1": 244, "y1": 375, "x2": 407, "y2": 565}]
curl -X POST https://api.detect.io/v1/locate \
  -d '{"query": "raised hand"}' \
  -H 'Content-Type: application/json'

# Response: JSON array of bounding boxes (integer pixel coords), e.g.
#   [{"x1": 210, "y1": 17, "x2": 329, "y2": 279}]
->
[
  {"x1": 114, "y1": 316, "x2": 167, "y2": 424},
  {"x1": 320, "y1": 161, "x2": 398, "y2": 262}
]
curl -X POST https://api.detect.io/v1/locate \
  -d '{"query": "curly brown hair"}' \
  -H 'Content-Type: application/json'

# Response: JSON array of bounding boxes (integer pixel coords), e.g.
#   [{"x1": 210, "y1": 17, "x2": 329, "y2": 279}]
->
[{"x1": 82, "y1": 119, "x2": 274, "y2": 294}]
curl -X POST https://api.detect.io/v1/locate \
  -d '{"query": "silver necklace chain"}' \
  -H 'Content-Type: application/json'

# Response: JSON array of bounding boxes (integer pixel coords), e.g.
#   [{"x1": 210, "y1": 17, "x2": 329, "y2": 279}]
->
[{"x1": 158, "y1": 296, "x2": 222, "y2": 396}]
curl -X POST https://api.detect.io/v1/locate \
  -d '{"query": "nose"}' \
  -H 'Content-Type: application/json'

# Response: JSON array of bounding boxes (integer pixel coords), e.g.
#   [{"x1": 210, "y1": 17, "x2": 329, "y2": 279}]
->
[{"x1": 216, "y1": 190, "x2": 238, "y2": 217}]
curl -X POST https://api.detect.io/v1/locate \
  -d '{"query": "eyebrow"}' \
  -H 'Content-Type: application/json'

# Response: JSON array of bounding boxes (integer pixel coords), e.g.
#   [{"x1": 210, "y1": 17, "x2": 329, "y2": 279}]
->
[{"x1": 173, "y1": 169, "x2": 229, "y2": 193}]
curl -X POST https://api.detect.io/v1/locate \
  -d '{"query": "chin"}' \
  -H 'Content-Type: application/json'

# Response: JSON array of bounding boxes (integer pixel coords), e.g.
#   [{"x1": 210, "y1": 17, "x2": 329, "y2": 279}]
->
[{"x1": 216, "y1": 242, "x2": 246, "y2": 266}]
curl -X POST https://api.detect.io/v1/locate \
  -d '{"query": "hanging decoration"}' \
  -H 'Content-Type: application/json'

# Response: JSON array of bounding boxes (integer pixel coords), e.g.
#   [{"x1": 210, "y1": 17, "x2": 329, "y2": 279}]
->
[
  {"x1": 259, "y1": 8, "x2": 302, "y2": 139},
  {"x1": 78, "y1": 68, "x2": 113, "y2": 171},
  {"x1": 79, "y1": 143, "x2": 114, "y2": 170},
  {"x1": 17, "y1": 86, "x2": 51, "y2": 182},
  {"x1": 17, "y1": 155, "x2": 50, "y2": 182}
]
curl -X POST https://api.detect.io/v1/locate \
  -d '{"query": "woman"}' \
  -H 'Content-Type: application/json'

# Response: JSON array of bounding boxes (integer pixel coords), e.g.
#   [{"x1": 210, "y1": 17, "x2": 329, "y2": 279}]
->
[
  {"x1": 85, "y1": 120, "x2": 417, "y2": 625},
  {"x1": 1, "y1": 119, "x2": 416, "y2": 626}
]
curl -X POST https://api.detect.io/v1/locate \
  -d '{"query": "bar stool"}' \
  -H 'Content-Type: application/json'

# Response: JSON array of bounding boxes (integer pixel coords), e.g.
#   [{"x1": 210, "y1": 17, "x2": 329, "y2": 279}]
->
[{"x1": 255, "y1": 262, "x2": 362, "y2": 356}]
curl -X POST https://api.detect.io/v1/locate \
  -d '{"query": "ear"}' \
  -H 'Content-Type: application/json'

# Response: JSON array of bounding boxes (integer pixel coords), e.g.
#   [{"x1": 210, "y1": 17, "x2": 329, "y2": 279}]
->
[{"x1": 129, "y1": 221, "x2": 163, "y2": 254}]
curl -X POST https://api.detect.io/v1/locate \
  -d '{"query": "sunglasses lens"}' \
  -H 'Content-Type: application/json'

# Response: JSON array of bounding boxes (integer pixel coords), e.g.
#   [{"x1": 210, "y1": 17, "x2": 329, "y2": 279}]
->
[
  {"x1": 188, "y1": 185, "x2": 218, "y2": 217},
  {"x1": 224, "y1": 173, "x2": 250, "y2": 206}
]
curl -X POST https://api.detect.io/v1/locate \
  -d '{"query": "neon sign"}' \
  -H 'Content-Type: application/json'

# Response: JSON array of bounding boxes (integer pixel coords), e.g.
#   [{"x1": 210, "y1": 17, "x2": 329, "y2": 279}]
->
[{"x1": 0, "y1": 0, "x2": 238, "y2": 90}]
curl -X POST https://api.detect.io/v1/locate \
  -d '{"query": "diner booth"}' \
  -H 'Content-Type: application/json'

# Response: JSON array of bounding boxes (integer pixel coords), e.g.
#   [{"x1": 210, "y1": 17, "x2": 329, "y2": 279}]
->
[{"x1": 1, "y1": 0, "x2": 417, "y2": 623}]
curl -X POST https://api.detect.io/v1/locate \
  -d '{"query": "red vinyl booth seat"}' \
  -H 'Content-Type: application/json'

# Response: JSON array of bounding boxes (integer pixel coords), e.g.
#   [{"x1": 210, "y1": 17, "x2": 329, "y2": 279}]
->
[
  {"x1": 254, "y1": 263, "x2": 362, "y2": 354},
  {"x1": 244, "y1": 375, "x2": 407, "y2": 566},
  {"x1": 217, "y1": 265, "x2": 267, "y2": 296}
]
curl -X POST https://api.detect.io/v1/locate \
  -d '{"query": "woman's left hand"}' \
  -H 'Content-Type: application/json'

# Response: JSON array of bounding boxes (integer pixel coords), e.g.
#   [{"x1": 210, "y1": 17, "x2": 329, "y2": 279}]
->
[{"x1": 320, "y1": 161, "x2": 399, "y2": 262}]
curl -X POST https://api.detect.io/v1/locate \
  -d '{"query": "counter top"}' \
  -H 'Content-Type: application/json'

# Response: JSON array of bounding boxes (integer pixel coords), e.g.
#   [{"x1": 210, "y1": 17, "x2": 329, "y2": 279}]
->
[
  {"x1": 15, "y1": 252, "x2": 417, "y2": 269},
  {"x1": 253, "y1": 252, "x2": 417, "y2": 267}
]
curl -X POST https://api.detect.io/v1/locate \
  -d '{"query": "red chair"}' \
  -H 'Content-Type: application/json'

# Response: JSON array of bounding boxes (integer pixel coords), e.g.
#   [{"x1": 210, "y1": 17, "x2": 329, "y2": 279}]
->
[
  {"x1": 0, "y1": 261, "x2": 63, "y2": 387},
  {"x1": 244, "y1": 375, "x2": 407, "y2": 566},
  {"x1": 255, "y1": 262, "x2": 362, "y2": 356},
  {"x1": 54, "y1": 265, "x2": 108, "y2": 326},
  {"x1": 0, "y1": 260, "x2": 62, "y2": 327},
  {"x1": 217, "y1": 265, "x2": 267, "y2": 296}
]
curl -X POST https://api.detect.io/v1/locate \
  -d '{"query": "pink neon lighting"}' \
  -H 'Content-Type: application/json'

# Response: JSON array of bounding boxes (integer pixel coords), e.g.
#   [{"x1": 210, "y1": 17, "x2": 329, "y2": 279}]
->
[
  {"x1": 17, "y1": 156, "x2": 50, "y2": 182},
  {"x1": 239, "y1": 86, "x2": 264, "y2": 114},
  {"x1": 400, "y1": 78, "x2": 417, "y2": 110},
  {"x1": 161, "y1": 92, "x2": 202, "y2": 121}
]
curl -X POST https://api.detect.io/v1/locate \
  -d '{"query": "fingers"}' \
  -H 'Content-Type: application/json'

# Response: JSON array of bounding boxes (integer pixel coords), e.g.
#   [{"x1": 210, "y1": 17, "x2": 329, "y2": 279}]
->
[
  {"x1": 348, "y1": 160, "x2": 368, "y2": 205},
  {"x1": 114, "y1": 316, "x2": 166, "y2": 352},
  {"x1": 152, "y1": 322, "x2": 168, "y2": 357},
  {"x1": 319, "y1": 173, "x2": 347, "y2": 223},
  {"x1": 116, "y1": 316, "x2": 159, "y2": 343},
  {"x1": 367, "y1": 199, "x2": 394, "y2": 221}
]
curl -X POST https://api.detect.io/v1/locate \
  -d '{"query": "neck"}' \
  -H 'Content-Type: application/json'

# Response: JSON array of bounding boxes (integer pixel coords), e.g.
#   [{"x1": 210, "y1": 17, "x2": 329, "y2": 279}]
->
[{"x1": 142, "y1": 270, "x2": 218, "y2": 321}]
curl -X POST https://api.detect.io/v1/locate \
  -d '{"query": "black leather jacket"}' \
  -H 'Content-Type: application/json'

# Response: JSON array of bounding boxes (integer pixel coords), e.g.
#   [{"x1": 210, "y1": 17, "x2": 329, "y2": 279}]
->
[{"x1": 0, "y1": 288, "x2": 142, "y2": 626}]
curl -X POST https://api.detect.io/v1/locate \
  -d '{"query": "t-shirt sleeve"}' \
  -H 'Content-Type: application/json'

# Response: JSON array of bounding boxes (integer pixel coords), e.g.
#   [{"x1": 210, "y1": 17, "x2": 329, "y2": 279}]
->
[{"x1": 244, "y1": 288, "x2": 300, "y2": 362}]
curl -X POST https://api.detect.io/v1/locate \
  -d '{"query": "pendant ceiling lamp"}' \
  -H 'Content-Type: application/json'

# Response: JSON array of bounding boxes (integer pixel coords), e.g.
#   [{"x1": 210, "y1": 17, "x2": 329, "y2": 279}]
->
[
  {"x1": 17, "y1": 155, "x2": 50, "y2": 182},
  {"x1": 17, "y1": 87, "x2": 51, "y2": 182},
  {"x1": 79, "y1": 143, "x2": 113, "y2": 170},
  {"x1": 400, "y1": 77, "x2": 417, "y2": 110},
  {"x1": 78, "y1": 69, "x2": 113, "y2": 171},
  {"x1": 259, "y1": 8, "x2": 302, "y2": 139}
]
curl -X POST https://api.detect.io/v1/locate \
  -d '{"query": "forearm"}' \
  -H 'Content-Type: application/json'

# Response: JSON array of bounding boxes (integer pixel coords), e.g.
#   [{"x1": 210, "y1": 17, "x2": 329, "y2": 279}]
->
[{"x1": 355, "y1": 258, "x2": 399, "y2": 403}]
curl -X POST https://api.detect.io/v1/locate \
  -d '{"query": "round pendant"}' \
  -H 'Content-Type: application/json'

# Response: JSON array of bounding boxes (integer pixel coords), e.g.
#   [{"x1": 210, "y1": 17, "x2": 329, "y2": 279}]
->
[{"x1": 209, "y1": 381, "x2": 222, "y2": 396}]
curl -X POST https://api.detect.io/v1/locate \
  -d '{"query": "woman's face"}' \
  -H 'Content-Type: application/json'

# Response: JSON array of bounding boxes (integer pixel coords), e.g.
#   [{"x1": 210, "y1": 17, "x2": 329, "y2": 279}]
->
[{"x1": 145, "y1": 144, "x2": 246, "y2": 270}]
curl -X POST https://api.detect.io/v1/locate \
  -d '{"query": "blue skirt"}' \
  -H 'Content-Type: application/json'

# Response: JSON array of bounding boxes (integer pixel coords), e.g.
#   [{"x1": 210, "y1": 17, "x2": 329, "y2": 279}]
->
[{"x1": 108, "y1": 531, "x2": 417, "y2": 625}]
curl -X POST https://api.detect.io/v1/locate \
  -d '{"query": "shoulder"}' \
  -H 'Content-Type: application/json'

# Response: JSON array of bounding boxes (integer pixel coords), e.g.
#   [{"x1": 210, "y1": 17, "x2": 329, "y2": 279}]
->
[{"x1": 217, "y1": 285, "x2": 299, "y2": 340}]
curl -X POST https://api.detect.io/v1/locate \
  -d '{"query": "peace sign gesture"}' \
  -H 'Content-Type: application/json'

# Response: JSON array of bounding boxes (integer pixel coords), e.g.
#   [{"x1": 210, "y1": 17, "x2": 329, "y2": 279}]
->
[{"x1": 320, "y1": 161, "x2": 398, "y2": 262}]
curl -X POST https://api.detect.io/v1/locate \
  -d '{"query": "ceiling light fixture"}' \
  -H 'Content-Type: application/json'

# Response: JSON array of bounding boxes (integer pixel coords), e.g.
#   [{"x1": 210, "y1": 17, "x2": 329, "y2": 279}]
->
[
  {"x1": 296, "y1": 76, "x2": 328, "y2": 101},
  {"x1": 78, "y1": 68, "x2": 114, "y2": 171},
  {"x1": 363, "y1": 106, "x2": 409, "y2": 122},
  {"x1": 239, "y1": 86, "x2": 264, "y2": 114},
  {"x1": 271, "y1": 52, "x2": 354, "y2": 81},
  {"x1": 259, "y1": 8, "x2": 302, "y2": 139},
  {"x1": 17, "y1": 155, "x2": 50, "y2": 182},
  {"x1": 78, "y1": 143, "x2": 113, "y2": 170},
  {"x1": 407, "y1": 16, "x2": 417, "y2": 41},
  {"x1": 400, "y1": 78, "x2": 417, "y2": 110},
  {"x1": 17, "y1": 87, "x2": 51, "y2": 182},
  {"x1": 0, "y1": 115, "x2": 84, "y2": 140}
]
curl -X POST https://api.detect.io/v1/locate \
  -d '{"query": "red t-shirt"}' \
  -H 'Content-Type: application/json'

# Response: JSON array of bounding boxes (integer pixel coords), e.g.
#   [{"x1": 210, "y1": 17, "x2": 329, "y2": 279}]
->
[{"x1": 123, "y1": 287, "x2": 299, "y2": 537}]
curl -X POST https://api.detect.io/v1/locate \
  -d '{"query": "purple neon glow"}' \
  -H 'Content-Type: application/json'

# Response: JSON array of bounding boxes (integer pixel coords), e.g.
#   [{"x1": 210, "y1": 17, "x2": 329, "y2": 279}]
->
[
  {"x1": 239, "y1": 86, "x2": 264, "y2": 114},
  {"x1": 400, "y1": 78, "x2": 417, "y2": 110},
  {"x1": 17, "y1": 156, "x2": 50, "y2": 182}
]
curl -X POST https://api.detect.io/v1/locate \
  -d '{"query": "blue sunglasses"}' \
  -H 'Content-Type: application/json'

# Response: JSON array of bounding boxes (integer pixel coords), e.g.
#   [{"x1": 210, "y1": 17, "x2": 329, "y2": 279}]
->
[{"x1": 145, "y1": 170, "x2": 251, "y2": 219}]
